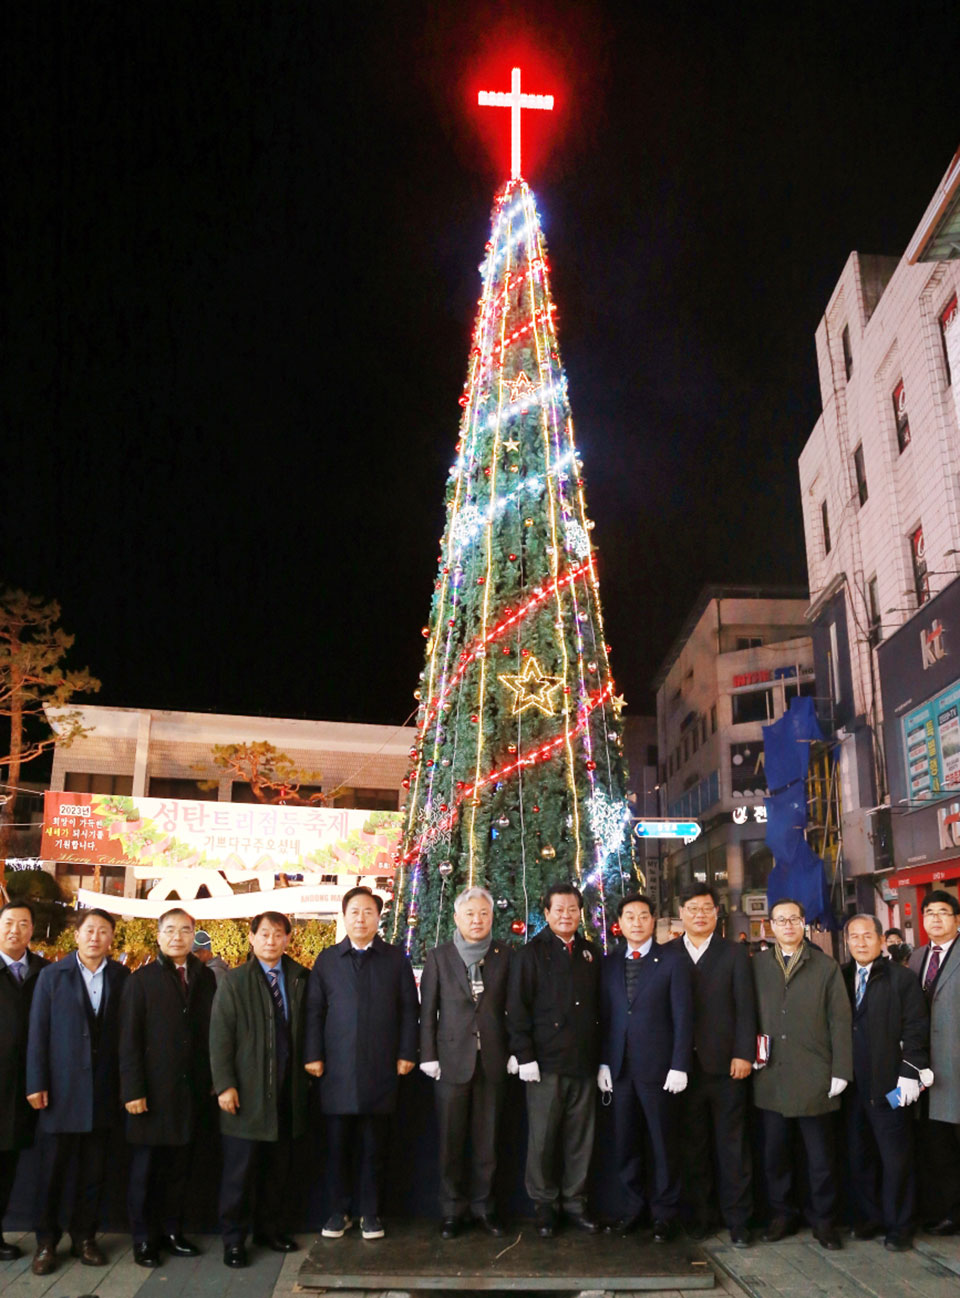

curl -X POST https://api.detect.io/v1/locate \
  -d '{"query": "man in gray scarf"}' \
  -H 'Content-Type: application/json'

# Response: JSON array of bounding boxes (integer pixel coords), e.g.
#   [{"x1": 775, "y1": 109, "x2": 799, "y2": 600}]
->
[{"x1": 420, "y1": 886, "x2": 514, "y2": 1239}]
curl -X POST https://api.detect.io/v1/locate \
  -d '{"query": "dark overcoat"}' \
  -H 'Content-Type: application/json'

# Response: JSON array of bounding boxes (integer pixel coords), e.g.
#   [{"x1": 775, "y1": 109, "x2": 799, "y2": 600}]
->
[
  {"x1": 119, "y1": 952, "x2": 216, "y2": 1145},
  {"x1": 26, "y1": 954, "x2": 129, "y2": 1133},
  {"x1": 752, "y1": 942, "x2": 852, "y2": 1117},
  {"x1": 0, "y1": 951, "x2": 49, "y2": 1151},
  {"x1": 305, "y1": 935, "x2": 419, "y2": 1114},
  {"x1": 842, "y1": 957, "x2": 928, "y2": 1104},
  {"x1": 506, "y1": 926, "x2": 600, "y2": 1077},
  {"x1": 419, "y1": 940, "x2": 512, "y2": 1084},
  {"x1": 670, "y1": 935, "x2": 756, "y2": 1073},
  {"x1": 600, "y1": 941, "x2": 693, "y2": 1086},
  {"x1": 209, "y1": 954, "x2": 310, "y2": 1142}
]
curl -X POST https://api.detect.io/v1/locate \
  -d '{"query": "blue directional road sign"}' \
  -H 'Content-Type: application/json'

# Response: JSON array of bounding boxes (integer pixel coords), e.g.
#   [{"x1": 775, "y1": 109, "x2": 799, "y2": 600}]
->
[{"x1": 633, "y1": 818, "x2": 702, "y2": 843}]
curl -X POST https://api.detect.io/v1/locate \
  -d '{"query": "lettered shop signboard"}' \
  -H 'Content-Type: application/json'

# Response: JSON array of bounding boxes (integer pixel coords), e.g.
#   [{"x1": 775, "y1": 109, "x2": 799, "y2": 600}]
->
[{"x1": 42, "y1": 792, "x2": 401, "y2": 919}]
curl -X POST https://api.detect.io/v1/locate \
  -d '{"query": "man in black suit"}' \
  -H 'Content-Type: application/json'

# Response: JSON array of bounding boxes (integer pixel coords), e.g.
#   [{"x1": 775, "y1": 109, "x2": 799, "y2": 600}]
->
[
  {"x1": 507, "y1": 882, "x2": 601, "y2": 1238},
  {"x1": 26, "y1": 908, "x2": 129, "y2": 1276},
  {"x1": 305, "y1": 886, "x2": 418, "y2": 1242},
  {"x1": 0, "y1": 900, "x2": 48, "y2": 1261},
  {"x1": 673, "y1": 884, "x2": 755, "y2": 1247},
  {"x1": 907, "y1": 890, "x2": 960, "y2": 1234},
  {"x1": 599, "y1": 893, "x2": 693, "y2": 1243},
  {"x1": 419, "y1": 885, "x2": 512, "y2": 1239},
  {"x1": 843, "y1": 914, "x2": 928, "y2": 1251},
  {"x1": 120, "y1": 907, "x2": 217, "y2": 1268}
]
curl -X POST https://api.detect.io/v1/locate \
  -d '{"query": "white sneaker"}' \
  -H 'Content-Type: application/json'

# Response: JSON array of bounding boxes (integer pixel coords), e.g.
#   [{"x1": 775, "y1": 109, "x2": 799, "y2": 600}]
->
[
  {"x1": 361, "y1": 1216, "x2": 384, "y2": 1240},
  {"x1": 321, "y1": 1213, "x2": 353, "y2": 1238}
]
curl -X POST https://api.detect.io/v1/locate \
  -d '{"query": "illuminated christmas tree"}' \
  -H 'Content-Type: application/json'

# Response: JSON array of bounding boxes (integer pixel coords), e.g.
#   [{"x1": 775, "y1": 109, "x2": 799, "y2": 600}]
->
[{"x1": 392, "y1": 69, "x2": 633, "y2": 956}]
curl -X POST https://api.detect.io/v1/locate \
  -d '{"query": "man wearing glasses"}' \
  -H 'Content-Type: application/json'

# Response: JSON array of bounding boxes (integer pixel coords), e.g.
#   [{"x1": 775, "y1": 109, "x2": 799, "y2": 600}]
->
[
  {"x1": 752, "y1": 898, "x2": 851, "y2": 1250},
  {"x1": 908, "y1": 891, "x2": 960, "y2": 1234},
  {"x1": 673, "y1": 885, "x2": 756, "y2": 1248}
]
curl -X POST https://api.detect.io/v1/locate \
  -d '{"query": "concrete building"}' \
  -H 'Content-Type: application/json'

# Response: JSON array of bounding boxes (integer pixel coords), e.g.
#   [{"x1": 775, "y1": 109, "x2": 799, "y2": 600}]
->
[
  {"x1": 653, "y1": 587, "x2": 813, "y2": 934},
  {"x1": 798, "y1": 147, "x2": 960, "y2": 928},
  {"x1": 621, "y1": 714, "x2": 661, "y2": 905}
]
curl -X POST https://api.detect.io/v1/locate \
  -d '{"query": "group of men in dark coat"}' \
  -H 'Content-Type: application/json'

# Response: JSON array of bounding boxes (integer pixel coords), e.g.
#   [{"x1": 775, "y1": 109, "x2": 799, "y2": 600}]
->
[{"x1": 1, "y1": 878, "x2": 956, "y2": 1271}]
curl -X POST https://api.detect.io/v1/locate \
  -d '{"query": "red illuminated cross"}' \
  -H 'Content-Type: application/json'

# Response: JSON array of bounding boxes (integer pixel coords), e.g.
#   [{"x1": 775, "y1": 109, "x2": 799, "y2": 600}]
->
[{"x1": 478, "y1": 67, "x2": 554, "y2": 180}]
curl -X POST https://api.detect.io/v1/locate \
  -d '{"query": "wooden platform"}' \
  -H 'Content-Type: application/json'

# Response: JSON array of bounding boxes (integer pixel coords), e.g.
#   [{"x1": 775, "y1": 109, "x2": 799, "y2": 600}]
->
[{"x1": 298, "y1": 1219, "x2": 714, "y2": 1291}]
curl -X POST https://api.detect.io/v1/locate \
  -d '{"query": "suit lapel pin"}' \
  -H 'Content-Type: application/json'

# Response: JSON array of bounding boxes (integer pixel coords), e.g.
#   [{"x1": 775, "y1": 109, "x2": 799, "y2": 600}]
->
[{"x1": 582, "y1": 949, "x2": 593, "y2": 962}]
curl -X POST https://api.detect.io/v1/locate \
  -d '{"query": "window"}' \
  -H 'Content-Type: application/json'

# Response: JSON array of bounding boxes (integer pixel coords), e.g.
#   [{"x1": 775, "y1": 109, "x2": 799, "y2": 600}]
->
[
  {"x1": 659, "y1": 763, "x2": 667, "y2": 785},
  {"x1": 742, "y1": 839, "x2": 774, "y2": 891},
  {"x1": 231, "y1": 781, "x2": 324, "y2": 804},
  {"x1": 710, "y1": 704, "x2": 717, "y2": 734},
  {"x1": 731, "y1": 687, "x2": 774, "y2": 725},
  {"x1": 821, "y1": 500, "x2": 831, "y2": 555},
  {"x1": 692, "y1": 727, "x2": 699, "y2": 754},
  {"x1": 911, "y1": 525, "x2": 930, "y2": 605},
  {"x1": 682, "y1": 736, "x2": 689, "y2": 763},
  {"x1": 842, "y1": 324, "x2": 854, "y2": 381},
  {"x1": 332, "y1": 787, "x2": 399, "y2": 810},
  {"x1": 784, "y1": 678, "x2": 817, "y2": 705},
  {"x1": 867, "y1": 576, "x2": 881, "y2": 648},
  {"x1": 892, "y1": 379, "x2": 911, "y2": 452},
  {"x1": 940, "y1": 294, "x2": 958, "y2": 385},
  {"x1": 667, "y1": 754, "x2": 674, "y2": 777},
  {"x1": 149, "y1": 777, "x2": 219, "y2": 802},
  {"x1": 736, "y1": 636, "x2": 763, "y2": 650},
  {"x1": 63, "y1": 772, "x2": 134, "y2": 796},
  {"x1": 853, "y1": 444, "x2": 868, "y2": 506},
  {"x1": 646, "y1": 745, "x2": 658, "y2": 768},
  {"x1": 700, "y1": 716, "x2": 707, "y2": 744}
]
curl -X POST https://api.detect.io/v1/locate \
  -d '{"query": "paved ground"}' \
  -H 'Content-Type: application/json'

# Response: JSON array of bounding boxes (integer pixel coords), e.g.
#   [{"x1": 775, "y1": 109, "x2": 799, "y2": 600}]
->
[{"x1": 0, "y1": 1226, "x2": 958, "y2": 1298}]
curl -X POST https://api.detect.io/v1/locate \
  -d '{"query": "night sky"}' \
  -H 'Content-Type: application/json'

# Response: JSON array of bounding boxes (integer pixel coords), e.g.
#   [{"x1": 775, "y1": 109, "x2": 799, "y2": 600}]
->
[{"x1": 5, "y1": 2, "x2": 959, "y2": 727}]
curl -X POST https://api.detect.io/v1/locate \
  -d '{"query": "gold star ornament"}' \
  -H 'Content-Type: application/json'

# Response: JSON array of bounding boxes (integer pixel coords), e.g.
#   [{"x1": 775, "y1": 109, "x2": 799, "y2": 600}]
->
[
  {"x1": 506, "y1": 371, "x2": 538, "y2": 403},
  {"x1": 499, "y1": 656, "x2": 563, "y2": 716},
  {"x1": 611, "y1": 693, "x2": 627, "y2": 717}
]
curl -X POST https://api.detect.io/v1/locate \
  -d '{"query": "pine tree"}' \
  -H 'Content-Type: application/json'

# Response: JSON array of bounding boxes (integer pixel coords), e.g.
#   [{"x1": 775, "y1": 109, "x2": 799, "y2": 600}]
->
[{"x1": 392, "y1": 178, "x2": 634, "y2": 957}]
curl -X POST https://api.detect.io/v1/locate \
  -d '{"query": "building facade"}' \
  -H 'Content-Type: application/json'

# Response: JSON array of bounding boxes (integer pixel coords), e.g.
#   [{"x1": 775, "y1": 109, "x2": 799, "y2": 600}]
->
[
  {"x1": 654, "y1": 587, "x2": 813, "y2": 934},
  {"x1": 798, "y1": 148, "x2": 960, "y2": 933}
]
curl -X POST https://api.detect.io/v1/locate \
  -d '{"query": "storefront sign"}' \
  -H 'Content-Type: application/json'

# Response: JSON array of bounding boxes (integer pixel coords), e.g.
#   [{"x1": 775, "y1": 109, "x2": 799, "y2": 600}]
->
[{"x1": 899, "y1": 680, "x2": 960, "y2": 800}]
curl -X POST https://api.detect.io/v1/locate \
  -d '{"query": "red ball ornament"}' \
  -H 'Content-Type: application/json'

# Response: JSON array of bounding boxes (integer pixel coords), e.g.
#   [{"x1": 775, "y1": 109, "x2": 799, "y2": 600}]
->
[
  {"x1": 401, "y1": 778, "x2": 410, "y2": 789},
  {"x1": 511, "y1": 920, "x2": 526, "y2": 935},
  {"x1": 508, "y1": 553, "x2": 517, "y2": 561},
  {"x1": 611, "y1": 922, "x2": 621, "y2": 937},
  {"x1": 532, "y1": 804, "x2": 540, "y2": 813},
  {"x1": 476, "y1": 576, "x2": 485, "y2": 584},
  {"x1": 421, "y1": 626, "x2": 430, "y2": 638},
  {"x1": 507, "y1": 744, "x2": 517, "y2": 754},
  {"x1": 471, "y1": 714, "x2": 479, "y2": 724},
  {"x1": 585, "y1": 760, "x2": 596, "y2": 771}
]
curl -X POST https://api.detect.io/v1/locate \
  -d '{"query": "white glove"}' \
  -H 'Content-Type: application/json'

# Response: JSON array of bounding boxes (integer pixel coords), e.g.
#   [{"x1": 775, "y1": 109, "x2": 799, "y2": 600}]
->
[
  {"x1": 920, "y1": 1068, "x2": 935, "y2": 1088},
  {"x1": 597, "y1": 1065, "x2": 613, "y2": 1093},
  {"x1": 506, "y1": 1055, "x2": 519, "y2": 1076},
  {"x1": 419, "y1": 1061, "x2": 441, "y2": 1081},
  {"x1": 896, "y1": 1076, "x2": 920, "y2": 1106},
  {"x1": 663, "y1": 1069, "x2": 688, "y2": 1094},
  {"x1": 518, "y1": 1061, "x2": 541, "y2": 1083},
  {"x1": 827, "y1": 1077, "x2": 848, "y2": 1098}
]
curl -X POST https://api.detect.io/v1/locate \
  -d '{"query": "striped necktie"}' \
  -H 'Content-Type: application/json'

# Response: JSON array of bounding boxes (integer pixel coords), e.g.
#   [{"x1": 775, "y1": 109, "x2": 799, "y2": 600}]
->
[
  {"x1": 855, "y1": 966, "x2": 868, "y2": 1007},
  {"x1": 267, "y1": 967, "x2": 286, "y2": 1021}
]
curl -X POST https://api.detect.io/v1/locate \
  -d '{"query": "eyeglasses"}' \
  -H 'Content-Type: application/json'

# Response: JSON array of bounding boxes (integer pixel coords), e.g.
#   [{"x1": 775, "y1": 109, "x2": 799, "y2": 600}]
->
[
  {"x1": 924, "y1": 908, "x2": 957, "y2": 919},
  {"x1": 683, "y1": 906, "x2": 717, "y2": 916},
  {"x1": 771, "y1": 916, "x2": 804, "y2": 927}
]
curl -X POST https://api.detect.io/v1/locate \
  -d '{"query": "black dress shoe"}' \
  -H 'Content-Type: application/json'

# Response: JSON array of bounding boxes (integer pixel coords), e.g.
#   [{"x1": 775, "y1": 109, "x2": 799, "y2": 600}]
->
[
  {"x1": 31, "y1": 1245, "x2": 57, "y2": 1276},
  {"x1": 762, "y1": 1215, "x2": 799, "y2": 1243},
  {"x1": 686, "y1": 1219, "x2": 712, "y2": 1240},
  {"x1": 440, "y1": 1216, "x2": 461, "y2": 1240},
  {"x1": 925, "y1": 1217, "x2": 959, "y2": 1236},
  {"x1": 223, "y1": 1244, "x2": 248, "y2": 1268},
  {"x1": 0, "y1": 1237, "x2": 21, "y2": 1261},
  {"x1": 535, "y1": 1209, "x2": 556, "y2": 1238},
  {"x1": 133, "y1": 1241, "x2": 161, "y2": 1268},
  {"x1": 567, "y1": 1213, "x2": 600, "y2": 1234},
  {"x1": 71, "y1": 1238, "x2": 107, "y2": 1266},
  {"x1": 473, "y1": 1212, "x2": 506, "y2": 1237},
  {"x1": 850, "y1": 1220, "x2": 882, "y2": 1240},
  {"x1": 730, "y1": 1226, "x2": 751, "y2": 1248},
  {"x1": 608, "y1": 1214, "x2": 642, "y2": 1236},
  {"x1": 164, "y1": 1232, "x2": 200, "y2": 1256},
  {"x1": 652, "y1": 1219, "x2": 676, "y2": 1243},
  {"x1": 812, "y1": 1223, "x2": 842, "y2": 1251},
  {"x1": 885, "y1": 1229, "x2": 913, "y2": 1252},
  {"x1": 253, "y1": 1232, "x2": 299, "y2": 1252}
]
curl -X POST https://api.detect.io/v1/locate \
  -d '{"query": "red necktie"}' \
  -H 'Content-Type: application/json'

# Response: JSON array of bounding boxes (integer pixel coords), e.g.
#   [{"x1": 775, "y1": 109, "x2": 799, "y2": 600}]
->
[
  {"x1": 565, "y1": 941, "x2": 574, "y2": 956},
  {"x1": 177, "y1": 966, "x2": 187, "y2": 993},
  {"x1": 630, "y1": 951, "x2": 642, "y2": 960},
  {"x1": 924, "y1": 945, "x2": 943, "y2": 992}
]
